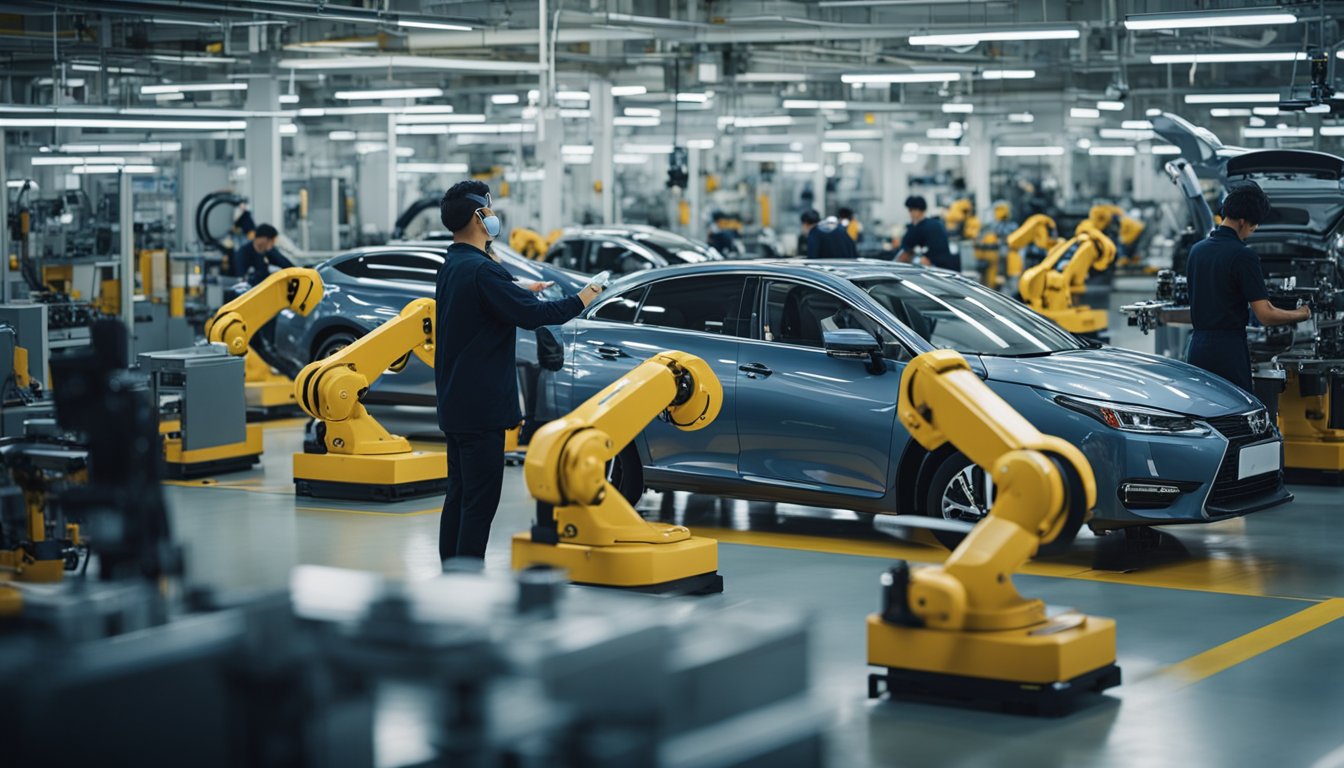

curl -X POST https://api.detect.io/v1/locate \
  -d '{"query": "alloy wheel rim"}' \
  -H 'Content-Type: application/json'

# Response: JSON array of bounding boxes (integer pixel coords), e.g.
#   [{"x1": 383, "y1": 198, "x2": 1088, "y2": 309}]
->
[{"x1": 941, "y1": 464, "x2": 992, "y2": 523}]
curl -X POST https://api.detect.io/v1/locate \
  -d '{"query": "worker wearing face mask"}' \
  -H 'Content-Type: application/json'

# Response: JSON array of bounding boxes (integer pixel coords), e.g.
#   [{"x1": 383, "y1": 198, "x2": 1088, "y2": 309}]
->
[{"x1": 434, "y1": 180, "x2": 604, "y2": 566}]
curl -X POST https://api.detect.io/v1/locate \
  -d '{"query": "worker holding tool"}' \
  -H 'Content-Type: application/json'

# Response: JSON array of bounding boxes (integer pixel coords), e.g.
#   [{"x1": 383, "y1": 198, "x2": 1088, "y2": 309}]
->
[
  {"x1": 893, "y1": 196, "x2": 958, "y2": 271},
  {"x1": 435, "y1": 181, "x2": 604, "y2": 565},
  {"x1": 1186, "y1": 181, "x2": 1309, "y2": 393}
]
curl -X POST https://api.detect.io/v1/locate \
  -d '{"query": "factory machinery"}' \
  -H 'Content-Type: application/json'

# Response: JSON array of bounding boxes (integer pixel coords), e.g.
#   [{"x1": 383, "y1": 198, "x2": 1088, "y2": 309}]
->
[
  {"x1": 1123, "y1": 153, "x2": 1344, "y2": 480},
  {"x1": 1, "y1": 321, "x2": 822, "y2": 767}
]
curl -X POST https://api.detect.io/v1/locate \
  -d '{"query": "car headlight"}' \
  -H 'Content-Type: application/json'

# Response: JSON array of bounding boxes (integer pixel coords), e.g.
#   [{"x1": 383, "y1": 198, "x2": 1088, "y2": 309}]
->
[{"x1": 1054, "y1": 394, "x2": 1210, "y2": 436}]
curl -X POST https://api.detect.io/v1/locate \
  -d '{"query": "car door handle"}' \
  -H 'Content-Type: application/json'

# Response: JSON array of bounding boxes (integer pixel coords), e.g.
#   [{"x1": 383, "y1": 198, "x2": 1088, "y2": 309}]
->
[
  {"x1": 597, "y1": 345, "x2": 626, "y2": 359},
  {"x1": 739, "y1": 362, "x2": 773, "y2": 379}
]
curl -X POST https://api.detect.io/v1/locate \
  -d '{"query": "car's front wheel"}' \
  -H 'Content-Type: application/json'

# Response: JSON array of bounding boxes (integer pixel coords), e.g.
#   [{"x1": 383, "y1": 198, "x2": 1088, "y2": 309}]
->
[
  {"x1": 922, "y1": 450, "x2": 1075, "y2": 556},
  {"x1": 314, "y1": 328, "x2": 360, "y2": 361}
]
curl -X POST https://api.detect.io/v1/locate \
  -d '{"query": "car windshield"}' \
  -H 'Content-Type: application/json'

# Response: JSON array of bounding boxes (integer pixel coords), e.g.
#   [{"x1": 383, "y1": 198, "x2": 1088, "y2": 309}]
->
[
  {"x1": 855, "y1": 274, "x2": 1085, "y2": 356},
  {"x1": 635, "y1": 234, "x2": 711, "y2": 263}
]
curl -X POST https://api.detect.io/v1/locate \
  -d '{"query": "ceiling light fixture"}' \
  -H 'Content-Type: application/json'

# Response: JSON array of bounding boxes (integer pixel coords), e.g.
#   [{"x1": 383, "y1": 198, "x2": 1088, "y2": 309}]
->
[
  {"x1": 687, "y1": 139, "x2": 715, "y2": 149},
  {"x1": 140, "y1": 82, "x2": 247, "y2": 95},
  {"x1": 613, "y1": 116, "x2": 660, "y2": 127},
  {"x1": 0, "y1": 117, "x2": 244, "y2": 130},
  {"x1": 72, "y1": 165, "x2": 157, "y2": 174},
  {"x1": 1008, "y1": 112, "x2": 1035, "y2": 123},
  {"x1": 1319, "y1": 126, "x2": 1344, "y2": 136},
  {"x1": 278, "y1": 55, "x2": 541, "y2": 73},
  {"x1": 982, "y1": 69, "x2": 1037, "y2": 80},
  {"x1": 783, "y1": 99, "x2": 847, "y2": 109},
  {"x1": 1125, "y1": 8, "x2": 1297, "y2": 31},
  {"x1": 909, "y1": 28, "x2": 1079, "y2": 46},
  {"x1": 395, "y1": 113, "x2": 486, "y2": 124},
  {"x1": 822, "y1": 142, "x2": 852, "y2": 152},
  {"x1": 1184, "y1": 92, "x2": 1280, "y2": 104},
  {"x1": 1097, "y1": 100, "x2": 1125, "y2": 111},
  {"x1": 59, "y1": 142, "x2": 182, "y2": 153},
  {"x1": 1210, "y1": 108, "x2": 1253, "y2": 116},
  {"x1": 396, "y1": 19, "x2": 471, "y2": 31},
  {"x1": 1121, "y1": 120, "x2": 1155, "y2": 129},
  {"x1": 995, "y1": 146, "x2": 1065, "y2": 156},
  {"x1": 942, "y1": 103, "x2": 974, "y2": 113},
  {"x1": 1151, "y1": 145, "x2": 1182, "y2": 155},
  {"x1": 624, "y1": 107, "x2": 661, "y2": 117},
  {"x1": 1243, "y1": 126, "x2": 1313, "y2": 138},
  {"x1": 611, "y1": 85, "x2": 648, "y2": 96},
  {"x1": 334, "y1": 86, "x2": 444, "y2": 100},
  {"x1": 555, "y1": 90, "x2": 591, "y2": 101},
  {"x1": 33, "y1": 156, "x2": 128, "y2": 166},
  {"x1": 736, "y1": 72, "x2": 809, "y2": 83},
  {"x1": 1089, "y1": 146, "x2": 1137, "y2": 156},
  {"x1": 1071, "y1": 107, "x2": 1101, "y2": 118},
  {"x1": 398, "y1": 162, "x2": 470, "y2": 173},
  {"x1": 279, "y1": 94, "x2": 299, "y2": 104},
  {"x1": 491, "y1": 94, "x2": 521, "y2": 105},
  {"x1": 841, "y1": 72, "x2": 961, "y2": 84},
  {"x1": 825, "y1": 129, "x2": 883, "y2": 140},
  {"x1": 675, "y1": 91, "x2": 712, "y2": 103},
  {"x1": 1150, "y1": 51, "x2": 1305, "y2": 64}
]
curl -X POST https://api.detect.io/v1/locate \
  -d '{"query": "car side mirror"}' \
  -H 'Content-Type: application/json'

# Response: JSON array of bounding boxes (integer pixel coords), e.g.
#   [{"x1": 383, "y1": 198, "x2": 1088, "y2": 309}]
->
[{"x1": 824, "y1": 329, "x2": 885, "y2": 374}]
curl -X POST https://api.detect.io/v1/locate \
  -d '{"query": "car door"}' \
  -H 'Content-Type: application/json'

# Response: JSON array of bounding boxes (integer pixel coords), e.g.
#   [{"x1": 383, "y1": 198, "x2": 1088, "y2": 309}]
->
[
  {"x1": 735, "y1": 278, "x2": 905, "y2": 497},
  {"x1": 569, "y1": 274, "x2": 748, "y2": 478},
  {"x1": 347, "y1": 250, "x2": 443, "y2": 401}
]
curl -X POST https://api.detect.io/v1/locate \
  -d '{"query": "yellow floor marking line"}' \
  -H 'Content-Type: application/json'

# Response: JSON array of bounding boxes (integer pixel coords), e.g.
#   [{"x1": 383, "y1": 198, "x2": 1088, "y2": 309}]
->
[
  {"x1": 695, "y1": 526, "x2": 1322, "y2": 601},
  {"x1": 163, "y1": 478, "x2": 295, "y2": 495},
  {"x1": 297, "y1": 505, "x2": 440, "y2": 518},
  {"x1": 1152, "y1": 597, "x2": 1344, "y2": 688}
]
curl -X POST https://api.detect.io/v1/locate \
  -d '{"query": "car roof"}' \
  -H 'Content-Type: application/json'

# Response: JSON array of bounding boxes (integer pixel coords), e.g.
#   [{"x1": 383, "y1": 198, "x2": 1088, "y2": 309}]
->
[{"x1": 608, "y1": 258, "x2": 947, "y2": 283}]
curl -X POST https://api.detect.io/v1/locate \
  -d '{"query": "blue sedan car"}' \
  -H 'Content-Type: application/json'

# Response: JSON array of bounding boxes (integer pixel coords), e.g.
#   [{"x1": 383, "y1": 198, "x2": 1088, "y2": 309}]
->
[
  {"x1": 271, "y1": 243, "x2": 587, "y2": 409},
  {"x1": 533, "y1": 260, "x2": 1291, "y2": 539}
]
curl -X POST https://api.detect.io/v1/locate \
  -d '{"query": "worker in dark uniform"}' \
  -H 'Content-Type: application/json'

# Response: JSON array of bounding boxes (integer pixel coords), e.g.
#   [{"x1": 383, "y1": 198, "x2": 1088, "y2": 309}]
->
[
  {"x1": 1186, "y1": 181, "x2": 1309, "y2": 392},
  {"x1": 231, "y1": 223, "x2": 293, "y2": 286},
  {"x1": 435, "y1": 181, "x2": 603, "y2": 564},
  {"x1": 800, "y1": 209, "x2": 858, "y2": 259},
  {"x1": 894, "y1": 196, "x2": 958, "y2": 271}
]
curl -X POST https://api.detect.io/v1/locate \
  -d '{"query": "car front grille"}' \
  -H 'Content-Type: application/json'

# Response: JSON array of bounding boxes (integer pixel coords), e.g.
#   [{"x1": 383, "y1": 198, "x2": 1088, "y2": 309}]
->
[{"x1": 1205, "y1": 410, "x2": 1282, "y2": 509}]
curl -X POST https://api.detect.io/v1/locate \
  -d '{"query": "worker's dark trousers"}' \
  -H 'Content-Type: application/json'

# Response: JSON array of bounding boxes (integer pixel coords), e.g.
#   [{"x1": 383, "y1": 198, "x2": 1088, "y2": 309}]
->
[
  {"x1": 1186, "y1": 329, "x2": 1254, "y2": 393},
  {"x1": 440, "y1": 430, "x2": 505, "y2": 563}
]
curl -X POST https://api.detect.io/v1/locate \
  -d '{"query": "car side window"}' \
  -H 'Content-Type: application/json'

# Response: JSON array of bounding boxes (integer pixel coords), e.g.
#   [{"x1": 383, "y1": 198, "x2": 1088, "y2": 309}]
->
[
  {"x1": 591, "y1": 286, "x2": 647, "y2": 323},
  {"x1": 761, "y1": 281, "x2": 908, "y2": 359},
  {"x1": 547, "y1": 240, "x2": 583, "y2": 271},
  {"x1": 635, "y1": 275, "x2": 747, "y2": 336},
  {"x1": 361, "y1": 252, "x2": 444, "y2": 284}
]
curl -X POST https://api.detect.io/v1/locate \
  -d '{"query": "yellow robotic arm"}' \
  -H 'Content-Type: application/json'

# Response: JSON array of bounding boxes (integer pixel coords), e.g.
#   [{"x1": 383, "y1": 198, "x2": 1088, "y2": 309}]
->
[
  {"x1": 945, "y1": 199, "x2": 981, "y2": 240},
  {"x1": 1017, "y1": 223, "x2": 1116, "y2": 334},
  {"x1": 295, "y1": 298, "x2": 434, "y2": 456},
  {"x1": 509, "y1": 227, "x2": 553, "y2": 260},
  {"x1": 204, "y1": 267, "x2": 323, "y2": 356},
  {"x1": 868, "y1": 349, "x2": 1118, "y2": 712},
  {"x1": 513, "y1": 350, "x2": 724, "y2": 593},
  {"x1": 1006, "y1": 213, "x2": 1057, "y2": 253}
]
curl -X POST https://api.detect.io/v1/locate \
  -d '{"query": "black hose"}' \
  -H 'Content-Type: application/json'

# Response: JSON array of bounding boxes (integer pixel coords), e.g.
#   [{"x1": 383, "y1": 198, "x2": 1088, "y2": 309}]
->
[
  {"x1": 391, "y1": 196, "x2": 441, "y2": 240},
  {"x1": 195, "y1": 191, "x2": 248, "y2": 257}
]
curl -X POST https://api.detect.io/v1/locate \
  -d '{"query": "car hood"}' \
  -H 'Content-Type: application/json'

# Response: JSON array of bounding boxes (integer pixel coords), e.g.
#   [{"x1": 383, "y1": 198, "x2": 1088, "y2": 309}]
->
[{"x1": 978, "y1": 347, "x2": 1260, "y2": 417}]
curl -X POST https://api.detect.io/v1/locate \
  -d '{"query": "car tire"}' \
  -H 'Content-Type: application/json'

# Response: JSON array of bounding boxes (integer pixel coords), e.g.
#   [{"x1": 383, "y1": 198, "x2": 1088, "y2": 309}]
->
[
  {"x1": 314, "y1": 328, "x2": 360, "y2": 361},
  {"x1": 606, "y1": 442, "x2": 644, "y2": 506},
  {"x1": 923, "y1": 450, "x2": 1073, "y2": 556}
]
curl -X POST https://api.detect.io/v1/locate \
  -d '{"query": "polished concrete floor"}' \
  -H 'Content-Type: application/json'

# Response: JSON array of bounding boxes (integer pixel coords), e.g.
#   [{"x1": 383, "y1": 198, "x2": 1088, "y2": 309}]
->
[{"x1": 163, "y1": 282, "x2": 1344, "y2": 768}]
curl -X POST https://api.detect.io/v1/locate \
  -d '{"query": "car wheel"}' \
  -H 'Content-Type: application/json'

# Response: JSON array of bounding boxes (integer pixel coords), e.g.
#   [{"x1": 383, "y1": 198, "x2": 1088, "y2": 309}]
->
[
  {"x1": 314, "y1": 329, "x2": 360, "y2": 361},
  {"x1": 923, "y1": 451, "x2": 1074, "y2": 556},
  {"x1": 605, "y1": 442, "x2": 644, "y2": 506}
]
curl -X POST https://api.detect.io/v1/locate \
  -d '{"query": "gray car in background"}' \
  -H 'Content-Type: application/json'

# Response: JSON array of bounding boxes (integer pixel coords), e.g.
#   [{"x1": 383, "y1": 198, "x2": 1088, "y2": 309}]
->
[
  {"x1": 541, "y1": 225, "x2": 723, "y2": 276},
  {"x1": 272, "y1": 243, "x2": 586, "y2": 412}
]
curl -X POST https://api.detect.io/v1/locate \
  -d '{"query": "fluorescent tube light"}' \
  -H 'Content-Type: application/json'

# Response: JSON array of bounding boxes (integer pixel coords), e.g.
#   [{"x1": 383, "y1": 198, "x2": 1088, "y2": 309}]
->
[
  {"x1": 981, "y1": 69, "x2": 1036, "y2": 80},
  {"x1": 838, "y1": 152, "x2": 865, "y2": 164},
  {"x1": 909, "y1": 29, "x2": 1079, "y2": 46},
  {"x1": 563, "y1": 154, "x2": 593, "y2": 165},
  {"x1": 783, "y1": 99, "x2": 847, "y2": 109},
  {"x1": 1076, "y1": 138, "x2": 1092, "y2": 149},
  {"x1": 613, "y1": 154, "x2": 649, "y2": 165},
  {"x1": 927, "y1": 126, "x2": 964, "y2": 139},
  {"x1": 447, "y1": 123, "x2": 535, "y2": 135},
  {"x1": 1151, "y1": 145, "x2": 1182, "y2": 155},
  {"x1": 141, "y1": 82, "x2": 247, "y2": 94},
  {"x1": 1146, "y1": 108, "x2": 1162, "y2": 116},
  {"x1": 1210, "y1": 108, "x2": 1253, "y2": 116},
  {"x1": 1089, "y1": 146, "x2": 1137, "y2": 156},
  {"x1": 491, "y1": 94, "x2": 521, "y2": 105},
  {"x1": 279, "y1": 94, "x2": 299, "y2": 104},
  {"x1": 329, "y1": 131, "x2": 357, "y2": 141},
  {"x1": 335, "y1": 86, "x2": 443, "y2": 100},
  {"x1": 1249, "y1": 116, "x2": 1267, "y2": 127},
  {"x1": 1306, "y1": 104, "x2": 1331, "y2": 114},
  {"x1": 279, "y1": 123, "x2": 298, "y2": 136},
  {"x1": 1097, "y1": 100, "x2": 1125, "y2": 111},
  {"x1": 942, "y1": 103, "x2": 974, "y2": 113},
  {"x1": 150, "y1": 54, "x2": 237, "y2": 64},
  {"x1": 687, "y1": 139, "x2": 715, "y2": 149},
  {"x1": 1319, "y1": 126, "x2": 1344, "y2": 136},
  {"x1": 736, "y1": 72, "x2": 808, "y2": 83},
  {"x1": 71, "y1": 64, "x2": 139, "y2": 74},
  {"x1": 1253, "y1": 106, "x2": 1281, "y2": 116},
  {"x1": 555, "y1": 90, "x2": 591, "y2": 101},
  {"x1": 611, "y1": 85, "x2": 648, "y2": 96},
  {"x1": 1184, "y1": 93, "x2": 1280, "y2": 104},
  {"x1": 613, "y1": 116, "x2": 660, "y2": 127},
  {"x1": 822, "y1": 142, "x2": 852, "y2": 152},
  {"x1": 1100, "y1": 128, "x2": 1154, "y2": 140},
  {"x1": 59, "y1": 142, "x2": 182, "y2": 153},
  {"x1": 280, "y1": 55, "x2": 541, "y2": 73},
  {"x1": 841, "y1": 72, "x2": 961, "y2": 84},
  {"x1": 995, "y1": 146, "x2": 1065, "y2": 157},
  {"x1": 1071, "y1": 107, "x2": 1101, "y2": 118},
  {"x1": 1121, "y1": 120, "x2": 1154, "y2": 129},
  {"x1": 1243, "y1": 126, "x2": 1312, "y2": 138},
  {"x1": 0, "y1": 118, "x2": 244, "y2": 130},
  {"x1": 825, "y1": 129, "x2": 883, "y2": 139},
  {"x1": 396, "y1": 19, "x2": 471, "y2": 31},
  {"x1": 624, "y1": 107, "x2": 661, "y2": 118},
  {"x1": 1151, "y1": 52, "x2": 1305, "y2": 64},
  {"x1": 1008, "y1": 112, "x2": 1035, "y2": 123},
  {"x1": 398, "y1": 162, "x2": 470, "y2": 173},
  {"x1": 1125, "y1": 9, "x2": 1297, "y2": 31},
  {"x1": 782, "y1": 162, "x2": 821, "y2": 173},
  {"x1": 561, "y1": 145, "x2": 595, "y2": 155},
  {"x1": 675, "y1": 92, "x2": 712, "y2": 103},
  {"x1": 73, "y1": 165, "x2": 157, "y2": 174},
  {"x1": 719, "y1": 116, "x2": 796, "y2": 128},
  {"x1": 395, "y1": 113, "x2": 486, "y2": 124},
  {"x1": 33, "y1": 156, "x2": 128, "y2": 166}
]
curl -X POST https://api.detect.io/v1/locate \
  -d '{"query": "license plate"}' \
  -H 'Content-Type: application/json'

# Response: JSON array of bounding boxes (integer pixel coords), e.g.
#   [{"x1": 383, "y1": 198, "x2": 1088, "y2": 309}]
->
[{"x1": 1238, "y1": 441, "x2": 1281, "y2": 480}]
